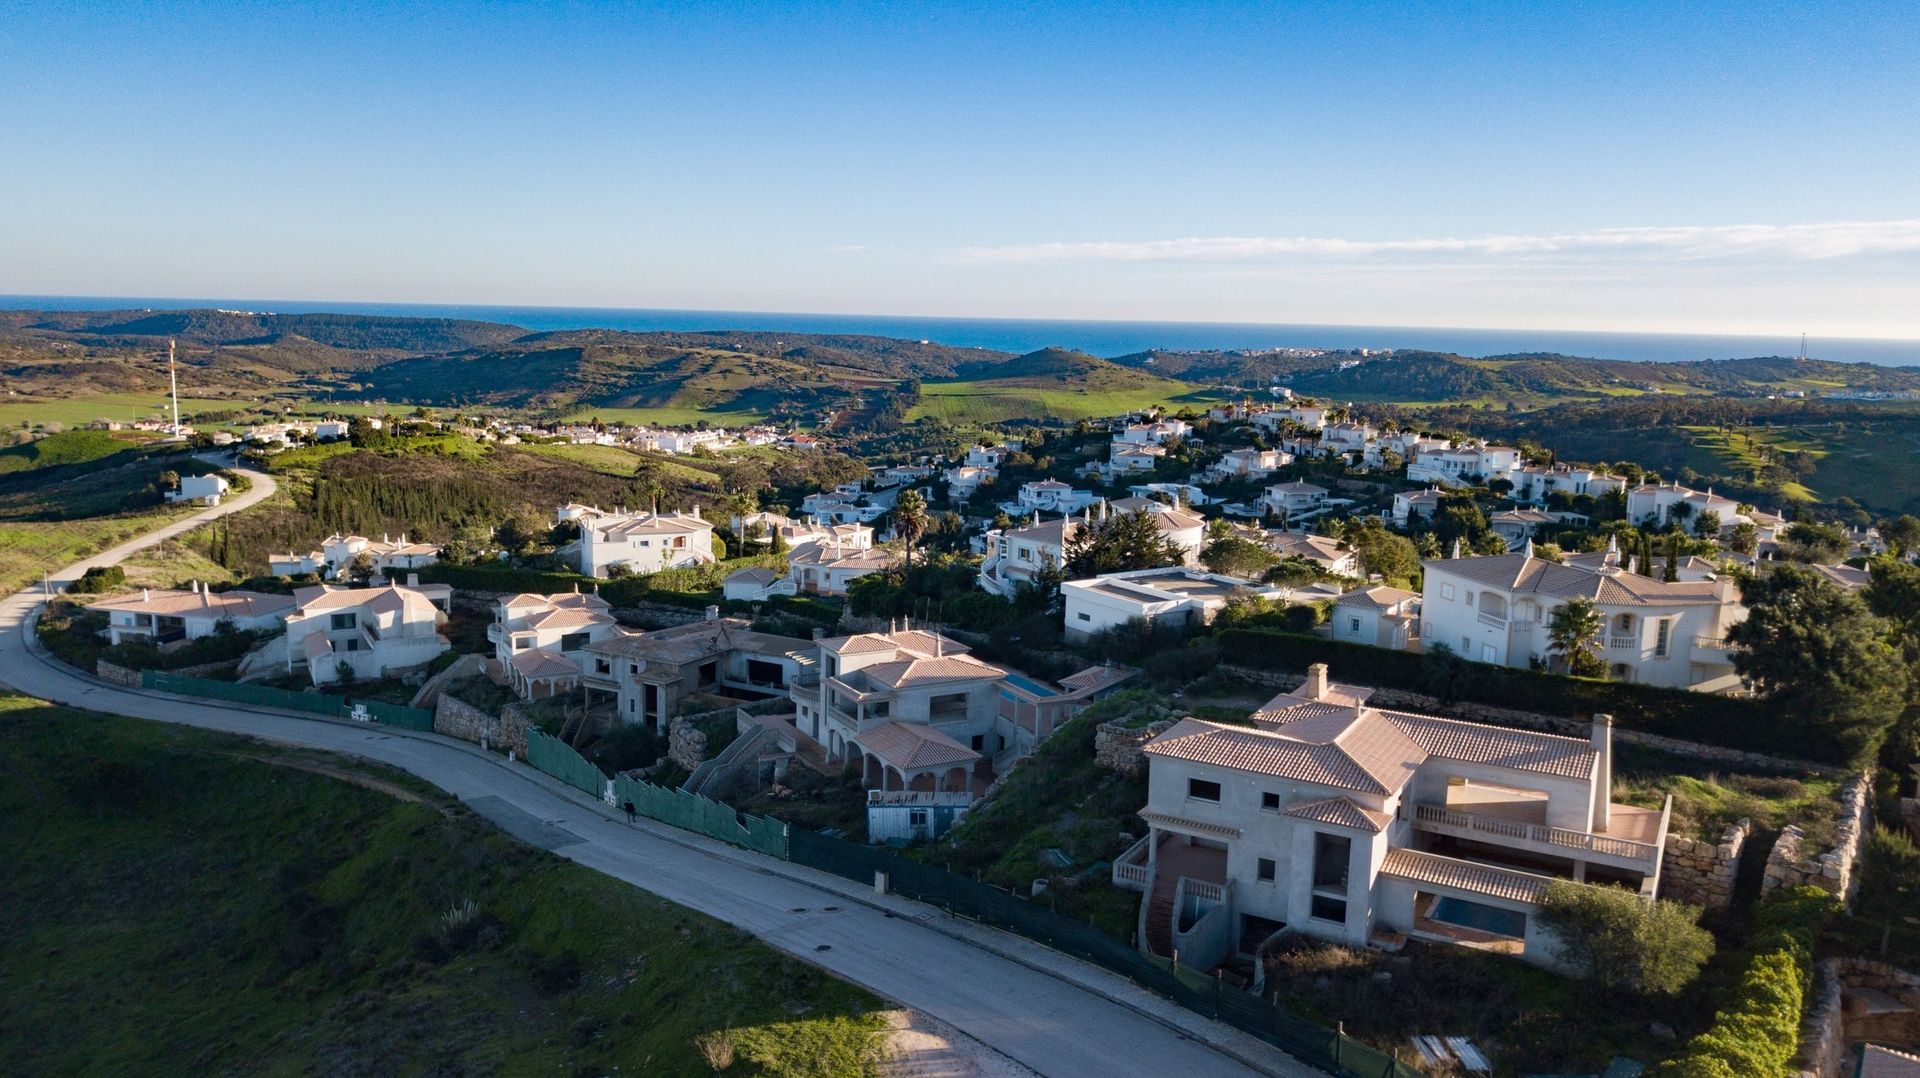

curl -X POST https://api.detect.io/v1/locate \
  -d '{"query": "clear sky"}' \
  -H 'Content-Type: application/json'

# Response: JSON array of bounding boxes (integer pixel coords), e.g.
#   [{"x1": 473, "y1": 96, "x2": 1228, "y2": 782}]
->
[{"x1": 3, "y1": 1, "x2": 1917, "y2": 337}]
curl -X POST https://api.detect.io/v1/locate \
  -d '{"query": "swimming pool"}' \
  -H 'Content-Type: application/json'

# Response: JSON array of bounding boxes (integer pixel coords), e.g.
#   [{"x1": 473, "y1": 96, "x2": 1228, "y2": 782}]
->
[
  {"x1": 1000, "y1": 673, "x2": 1057, "y2": 697},
  {"x1": 1430, "y1": 897, "x2": 1527, "y2": 938}
]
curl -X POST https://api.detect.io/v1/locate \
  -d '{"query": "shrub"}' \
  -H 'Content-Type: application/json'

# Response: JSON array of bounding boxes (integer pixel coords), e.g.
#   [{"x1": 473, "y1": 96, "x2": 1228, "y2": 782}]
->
[
  {"x1": 67, "y1": 565, "x2": 126, "y2": 594},
  {"x1": 1536, "y1": 880, "x2": 1714, "y2": 996},
  {"x1": 1662, "y1": 885, "x2": 1835, "y2": 1078}
]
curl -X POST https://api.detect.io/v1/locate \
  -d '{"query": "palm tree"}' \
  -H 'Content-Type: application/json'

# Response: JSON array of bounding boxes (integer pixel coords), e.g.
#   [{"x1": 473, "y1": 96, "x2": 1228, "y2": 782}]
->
[
  {"x1": 1547, "y1": 597, "x2": 1605, "y2": 677},
  {"x1": 893, "y1": 489, "x2": 928, "y2": 572}
]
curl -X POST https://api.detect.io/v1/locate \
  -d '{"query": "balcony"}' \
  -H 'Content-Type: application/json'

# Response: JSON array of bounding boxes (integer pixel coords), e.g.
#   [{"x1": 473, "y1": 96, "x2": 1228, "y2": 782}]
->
[
  {"x1": 1409, "y1": 802, "x2": 1663, "y2": 871},
  {"x1": 486, "y1": 623, "x2": 504, "y2": 644},
  {"x1": 1477, "y1": 612, "x2": 1508, "y2": 629},
  {"x1": 1608, "y1": 634, "x2": 1637, "y2": 650},
  {"x1": 1112, "y1": 833, "x2": 1152, "y2": 892},
  {"x1": 1692, "y1": 636, "x2": 1739, "y2": 658}
]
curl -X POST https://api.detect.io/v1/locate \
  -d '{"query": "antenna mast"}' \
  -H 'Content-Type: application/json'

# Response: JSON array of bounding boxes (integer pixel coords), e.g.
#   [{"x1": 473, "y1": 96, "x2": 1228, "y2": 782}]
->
[{"x1": 167, "y1": 338, "x2": 182, "y2": 435}]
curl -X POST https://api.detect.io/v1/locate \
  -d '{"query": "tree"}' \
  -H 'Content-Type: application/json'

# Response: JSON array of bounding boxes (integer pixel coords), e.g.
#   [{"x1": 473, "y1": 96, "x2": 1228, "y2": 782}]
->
[
  {"x1": 891, "y1": 489, "x2": 929, "y2": 571},
  {"x1": 1547, "y1": 597, "x2": 1605, "y2": 677},
  {"x1": 1344, "y1": 520, "x2": 1422, "y2": 589},
  {"x1": 1064, "y1": 510, "x2": 1184, "y2": 577},
  {"x1": 1857, "y1": 826, "x2": 1920, "y2": 956},
  {"x1": 496, "y1": 506, "x2": 552, "y2": 558},
  {"x1": 1883, "y1": 515, "x2": 1920, "y2": 559},
  {"x1": 1692, "y1": 510, "x2": 1721, "y2": 539},
  {"x1": 1779, "y1": 521, "x2": 1849, "y2": 564},
  {"x1": 1536, "y1": 880, "x2": 1714, "y2": 995},
  {"x1": 1730, "y1": 566, "x2": 1910, "y2": 765},
  {"x1": 1200, "y1": 536, "x2": 1278, "y2": 579},
  {"x1": 1728, "y1": 521, "x2": 1759, "y2": 556}
]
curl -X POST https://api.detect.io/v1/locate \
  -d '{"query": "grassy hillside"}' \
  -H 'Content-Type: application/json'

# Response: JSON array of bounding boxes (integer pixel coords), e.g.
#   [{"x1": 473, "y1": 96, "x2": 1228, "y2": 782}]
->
[
  {"x1": 913, "y1": 348, "x2": 1219, "y2": 424},
  {"x1": 0, "y1": 429, "x2": 158, "y2": 474},
  {"x1": 0, "y1": 695, "x2": 887, "y2": 1075}
]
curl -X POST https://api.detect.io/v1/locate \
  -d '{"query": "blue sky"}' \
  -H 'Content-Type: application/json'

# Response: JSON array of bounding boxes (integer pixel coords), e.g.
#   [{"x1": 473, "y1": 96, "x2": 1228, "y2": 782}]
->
[{"x1": 3, "y1": 1, "x2": 1917, "y2": 336}]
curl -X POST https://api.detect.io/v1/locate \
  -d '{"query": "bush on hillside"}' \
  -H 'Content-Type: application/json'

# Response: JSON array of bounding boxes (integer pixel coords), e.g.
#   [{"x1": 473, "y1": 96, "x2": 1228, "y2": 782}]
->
[
  {"x1": 67, "y1": 565, "x2": 127, "y2": 594},
  {"x1": 1536, "y1": 880, "x2": 1714, "y2": 996},
  {"x1": 1662, "y1": 885, "x2": 1835, "y2": 1078}
]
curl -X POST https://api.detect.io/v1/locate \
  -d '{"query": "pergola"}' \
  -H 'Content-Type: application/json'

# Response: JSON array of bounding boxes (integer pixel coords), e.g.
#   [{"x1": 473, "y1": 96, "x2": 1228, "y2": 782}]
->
[{"x1": 853, "y1": 720, "x2": 982, "y2": 795}]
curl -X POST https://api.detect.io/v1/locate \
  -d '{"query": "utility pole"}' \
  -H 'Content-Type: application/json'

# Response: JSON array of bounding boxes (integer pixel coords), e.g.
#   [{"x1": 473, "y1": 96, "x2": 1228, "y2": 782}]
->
[{"x1": 167, "y1": 338, "x2": 182, "y2": 436}]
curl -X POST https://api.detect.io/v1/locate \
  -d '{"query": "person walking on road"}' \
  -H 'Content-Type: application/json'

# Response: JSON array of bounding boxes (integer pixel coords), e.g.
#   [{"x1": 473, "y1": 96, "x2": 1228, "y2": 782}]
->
[{"x1": 622, "y1": 799, "x2": 636, "y2": 824}]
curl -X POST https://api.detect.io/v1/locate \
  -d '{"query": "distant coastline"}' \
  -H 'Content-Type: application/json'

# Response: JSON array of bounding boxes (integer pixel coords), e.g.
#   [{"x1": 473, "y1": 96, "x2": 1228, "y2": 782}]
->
[{"x1": 6, "y1": 294, "x2": 1919, "y2": 367}]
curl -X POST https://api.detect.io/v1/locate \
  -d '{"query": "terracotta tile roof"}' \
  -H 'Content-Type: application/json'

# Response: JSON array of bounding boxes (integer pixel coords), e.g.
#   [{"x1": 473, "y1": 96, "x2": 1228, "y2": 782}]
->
[
  {"x1": 1334, "y1": 586, "x2": 1419, "y2": 611},
  {"x1": 1424, "y1": 553, "x2": 1731, "y2": 606},
  {"x1": 1144, "y1": 713, "x2": 1424, "y2": 795},
  {"x1": 292, "y1": 583, "x2": 440, "y2": 620},
  {"x1": 788, "y1": 542, "x2": 900, "y2": 570},
  {"x1": 1858, "y1": 1044, "x2": 1920, "y2": 1078},
  {"x1": 820, "y1": 628, "x2": 971, "y2": 659},
  {"x1": 509, "y1": 649, "x2": 580, "y2": 678},
  {"x1": 1379, "y1": 710, "x2": 1597, "y2": 780},
  {"x1": 89, "y1": 588, "x2": 294, "y2": 620},
  {"x1": 1378, "y1": 849, "x2": 1553, "y2": 904},
  {"x1": 523, "y1": 608, "x2": 614, "y2": 631},
  {"x1": 1270, "y1": 533, "x2": 1350, "y2": 563},
  {"x1": 855, "y1": 655, "x2": 1005, "y2": 690},
  {"x1": 1138, "y1": 809, "x2": 1243, "y2": 838},
  {"x1": 1285, "y1": 796, "x2": 1391, "y2": 833},
  {"x1": 726, "y1": 567, "x2": 780, "y2": 585},
  {"x1": 854, "y1": 721, "x2": 979, "y2": 772},
  {"x1": 1057, "y1": 665, "x2": 1135, "y2": 694}
]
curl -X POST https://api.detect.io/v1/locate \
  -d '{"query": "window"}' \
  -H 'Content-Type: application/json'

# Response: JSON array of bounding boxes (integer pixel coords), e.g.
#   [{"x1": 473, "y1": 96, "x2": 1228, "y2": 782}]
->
[
  {"x1": 1465, "y1": 591, "x2": 1475, "y2": 608},
  {"x1": 1260, "y1": 791, "x2": 1280, "y2": 812},
  {"x1": 909, "y1": 809, "x2": 928, "y2": 826},
  {"x1": 513, "y1": 638, "x2": 530, "y2": 650},
  {"x1": 1256, "y1": 858, "x2": 1276, "y2": 883},
  {"x1": 1347, "y1": 617, "x2": 1361, "y2": 633},
  {"x1": 329, "y1": 612, "x2": 357, "y2": 631},
  {"x1": 970, "y1": 734, "x2": 984, "y2": 751},
  {"x1": 1077, "y1": 612, "x2": 1091, "y2": 622},
  {"x1": 560, "y1": 632, "x2": 591, "y2": 653},
  {"x1": 1310, "y1": 894, "x2": 1348, "y2": 924},
  {"x1": 1654, "y1": 618, "x2": 1673, "y2": 657},
  {"x1": 1312, "y1": 832, "x2": 1350, "y2": 891},
  {"x1": 1441, "y1": 583, "x2": 1456, "y2": 601},
  {"x1": 343, "y1": 638, "x2": 363, "y2": 652},
  {"x1": 1187, "y1": 778, "x2": 1222, "y2": 802},
  {"x1": 1017, "y1": 547, "x2": 1032, "y2": 562}
]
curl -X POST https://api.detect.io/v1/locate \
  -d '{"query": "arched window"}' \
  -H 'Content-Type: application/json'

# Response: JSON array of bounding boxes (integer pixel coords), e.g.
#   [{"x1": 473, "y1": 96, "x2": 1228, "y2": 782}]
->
[{"x1": 1479, "y1": 593, "x2": 1508, "y2": 620}]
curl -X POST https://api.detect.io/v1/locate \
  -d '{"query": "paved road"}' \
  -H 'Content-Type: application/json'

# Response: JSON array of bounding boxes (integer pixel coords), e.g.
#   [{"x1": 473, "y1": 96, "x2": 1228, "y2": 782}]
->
[{"x1": 0, "y1": 466, "x2": 1314, "y2": 1078}]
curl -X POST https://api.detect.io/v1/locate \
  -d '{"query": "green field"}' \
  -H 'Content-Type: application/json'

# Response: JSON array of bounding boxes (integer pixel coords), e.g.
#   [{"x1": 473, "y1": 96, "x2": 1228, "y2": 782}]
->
[
  {"x1": 0, "y1": 451, "x2": 208, "y2": 595},
  {"x1": 0, "y1": 695, "x2": 888, "y2": 1075},
  {"x1": 0, "y1": 392, "x2": 245, "y2": 430},
  {"x1": 909, "y1": 380, "x2": 1224, "y2": 425}
]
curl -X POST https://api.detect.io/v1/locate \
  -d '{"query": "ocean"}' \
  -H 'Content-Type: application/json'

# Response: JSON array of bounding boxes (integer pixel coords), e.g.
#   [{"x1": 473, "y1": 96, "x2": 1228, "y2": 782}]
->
[{"x1": 6, "y1": 294, "x2": 1919, "y2": 367}]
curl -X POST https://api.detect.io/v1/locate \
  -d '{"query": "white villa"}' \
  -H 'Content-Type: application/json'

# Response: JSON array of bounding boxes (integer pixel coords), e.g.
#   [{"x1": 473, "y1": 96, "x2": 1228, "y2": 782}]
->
[
  {"x1": 268, "y1": 533, "x2": 440, "y2": 580},
  {"x1": 1108, "y1": 442, "x2": 1168, "y2": 473},
  {"x1": 284, "y1": 580, "x2": 451, "y2": 685},
  {"x1": 1004, "y1": 479, "x2": 1097, "y2": 516},
  {"x1": 1391, "y1": 489, "x2": 1444, "y2": 525},
  {"x1": 1208, "y1": 447, "x2": 1291, "y2": 481},
  {"x1": 1510, "y1": 463, "x2": 1626, "y2": 505},
  {"x1": 786, "y1": 540, "x2": 902, "y2": 597},
  {"x1": 1113, "y1": 666, "x2": 1670, "y2": 971},
  {"x1": 978, "y1": 515, "x2": 1079, "y2": 598},
  {"x1": 490, "y1": 590, "x2": 622, "y2": 699},
  {"x1": 1330, "y1": 586, "x2": 1421, "y2": 650},
  {"x1": 1267, "y1": 531, "x2": 1359, "y2": 577},
  {"x1": 1062, "y1": 568, "x2": 1289, "y2": 642},
  {"x1": 1109, "y1": 497, "x2": 1207, "y2": 564},
  {"x1": 165, "y1": 473, "x2": 231, "y2": 506},
  {"x1": 1262, "y1": 481, "x2": 1330, "y2": 519},
  {"x1": 1420, "y1": 548, "x2": 1747, "y2": 692},
  {"x1": 90, "y1": 584, "x2": 294, "y2": 646},
  {"x1": 1407, "y1": 443, "x2": 1523, "y2": 488},
  {"x1": 1625, "y1": 483, "x2": 1747, "y2": 529},
  {"x1": 944, "y1": 464, "x2": 996, "y2": 499},
  {"x1": 575, "y1": 505, "x2": 716, "y2": 578}
]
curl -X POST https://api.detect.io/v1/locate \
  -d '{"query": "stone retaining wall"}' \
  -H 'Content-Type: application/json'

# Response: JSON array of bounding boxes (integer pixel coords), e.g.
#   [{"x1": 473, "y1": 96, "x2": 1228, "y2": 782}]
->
[
  {"x1": 1659, "y1": 818, "x2": 1750, "y2": 911},
  {"x1": 1217, "y1": 664, "x2": 1847, "y2": 777},
  {"x1": 1799, "y1": 957, "x2": 1920, "y2": 1078},
  {"x1": 669, "y1": 716, "x2": 708, "y2": 772},
  {"x1": 95, "y1": 659, "x2": 142, "y2": 687},
  {"x1": 433, "y1": 694, "x2": 530, "y2": 758},
  {"x1": 1094, "y1": 720, "x2": 1175, "y2": 777},
  {"x1": 1765, "y1": 771, "x2": 1874, "y2": 906}
]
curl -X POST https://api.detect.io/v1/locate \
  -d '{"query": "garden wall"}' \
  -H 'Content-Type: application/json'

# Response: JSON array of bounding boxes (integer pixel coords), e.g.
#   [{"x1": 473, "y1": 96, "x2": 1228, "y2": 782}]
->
[
  {"x1": 433, "y1": 693, "x2": 530, "y2": 758},
  {"x1": 1093, "y1": 719, "x2": 1175, "y2": 777},
  {"x1": 95, "y1": 659, "x2": 142, "y2": 687},
  {"x1": 1660, "y1": 818, "x2": 1750, "y2": 911},
  {"x1": 1765, "y1": 772, "x2": 1874, "y2": 906},
  {"x1": 1799, "y1": 957, "x2": 1920, "y2": 1078}
]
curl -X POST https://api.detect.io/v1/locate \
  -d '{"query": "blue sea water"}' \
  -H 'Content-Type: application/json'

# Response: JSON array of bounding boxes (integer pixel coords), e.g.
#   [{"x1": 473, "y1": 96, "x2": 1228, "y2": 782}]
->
[{"x1": 6, "y1": 294, "x2": 1919, "y2": 367}]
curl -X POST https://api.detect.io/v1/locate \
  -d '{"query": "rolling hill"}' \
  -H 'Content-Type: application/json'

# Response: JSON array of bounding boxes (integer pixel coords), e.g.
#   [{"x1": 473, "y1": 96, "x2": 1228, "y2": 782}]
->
[{"x1": 912, "y1": 348, "x2": 1218, "y2": 424}]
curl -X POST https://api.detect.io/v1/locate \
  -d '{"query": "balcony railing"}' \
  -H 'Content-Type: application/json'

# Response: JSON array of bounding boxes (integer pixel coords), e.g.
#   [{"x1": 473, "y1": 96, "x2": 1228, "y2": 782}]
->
[
  {"x1": 1112, "y1": 834, "x2": 1152, "y2": 892},
  {"x1": 1693, "y1": 636, "x2": 1737, "y2": 652},
  {"x1": 1181, "y1": 878, "x2": 1228, "y2": 903},
  {"x1": 1608, "y1": 634, "x2": 1637, "y2": 649},
  {"x1": 1410, "y1": 803, "x2": 1659, "y2": 865},
  {"x1": 1477, "y1": 611, "x2": 1508, "y2": 629}
]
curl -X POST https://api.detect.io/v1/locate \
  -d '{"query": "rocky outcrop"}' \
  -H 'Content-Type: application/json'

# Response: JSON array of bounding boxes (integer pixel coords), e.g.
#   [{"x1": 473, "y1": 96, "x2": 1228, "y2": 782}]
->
[
  {"x1": 1661, "y1": 818, "x2": 1749, "y2": 911},
  {"x1": 1765, "y1": 772, "x2": 1874, "y2": 906},
  {"x1": 668, "y1": 716, "x2": 709, "y2": 772}
]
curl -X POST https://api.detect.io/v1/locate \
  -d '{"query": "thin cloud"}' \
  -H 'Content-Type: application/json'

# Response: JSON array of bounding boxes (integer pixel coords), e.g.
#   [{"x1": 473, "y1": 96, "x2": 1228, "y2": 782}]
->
[{"x1": 955, "y1": 220, "x2": 1920, "y2": 265}]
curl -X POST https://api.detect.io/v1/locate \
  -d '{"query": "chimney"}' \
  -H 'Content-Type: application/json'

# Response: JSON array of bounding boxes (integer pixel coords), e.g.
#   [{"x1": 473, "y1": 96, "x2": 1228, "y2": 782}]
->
[
  {"x1": 1304, "y1": 663, "x2": 1330, "y2": 701},
  {"x1": 705, "y1": 604, "x2": 719, "y2": 622},
  {"x1": 811, "y1": 626, "x2": 824, "y2": 640},
  {"x1": 142, "y1": 588, "x2": 150, "y2": 602},
  {"x1": 407, "y1": 572, "x2": 420, "y2": 587},
  {"x1": 692, "y1": 504, "x2": 702, "y2": 520},
  {"x1": 1591, "y1": 714, "x2": 1613, "y2": 833}
]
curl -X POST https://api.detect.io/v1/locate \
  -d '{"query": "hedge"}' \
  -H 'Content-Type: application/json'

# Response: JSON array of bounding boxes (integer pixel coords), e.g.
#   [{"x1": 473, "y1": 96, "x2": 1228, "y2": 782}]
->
[
  {"x1": 414, "y1": 562, "x2": 585, "y2": 594},
  {"x1": 1214, "y1": 628, "x2": 1836, "y2": 764},
  {"x1": 1662, "y1": 886, "x2": 1835, "y2": 1078}
]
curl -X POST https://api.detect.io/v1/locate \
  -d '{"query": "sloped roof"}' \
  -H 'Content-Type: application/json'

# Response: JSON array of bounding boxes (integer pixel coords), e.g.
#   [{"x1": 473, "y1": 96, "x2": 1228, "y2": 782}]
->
[
  {"x1": 1378, "y1": 710, "x2": 1596, "y2": 780},
  {"x1": 1424, "y1": 552, "x2": 1731, "y2": 606},
  {"x1": 855, "y1": 654, "x2": 1005, "y2": 691},
  {"x1": 1378, "y1": 849, "x2": 1553, "y2": 904},
  {"x1": 1143, "y1": 712, "x2": 1424, "y2": 796},
  {"x1": 855, "y1": 721, "x2": 980, "y2": 772},
  {"x1": 1285, "y1": 796, "x2": 1391, "y2": 833},
  {"x1": 89, "y1": 588, "x2": 294, "y2": 620},
  {"x1": 292, "y1": 583, "x2": 440, "y2": 620},
  {"x1": 725, "y1": 567, "x2": 780, "y2": 585},
  {"x1": 1334, "y1": 586, "x2": 1419, "y2": 611},
  {"x1": 509, "y1": 649, "x2": 580, "y2": 679},
  {"x1": 1057, "y1": 665, "x2": 1135, "y2": 695}
]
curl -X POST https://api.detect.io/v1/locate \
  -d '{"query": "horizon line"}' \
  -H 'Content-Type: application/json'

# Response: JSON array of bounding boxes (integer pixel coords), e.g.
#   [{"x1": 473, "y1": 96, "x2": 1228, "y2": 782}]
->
[{"x1": 3, "y1": 291, "x2": 1918, "y2": 349}]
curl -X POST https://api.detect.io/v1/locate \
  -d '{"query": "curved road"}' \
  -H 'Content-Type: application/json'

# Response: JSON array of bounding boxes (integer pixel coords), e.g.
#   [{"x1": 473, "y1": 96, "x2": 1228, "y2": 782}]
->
[{"x1": 0, "y1": 462, "x2": 1310, "y2": 1078}]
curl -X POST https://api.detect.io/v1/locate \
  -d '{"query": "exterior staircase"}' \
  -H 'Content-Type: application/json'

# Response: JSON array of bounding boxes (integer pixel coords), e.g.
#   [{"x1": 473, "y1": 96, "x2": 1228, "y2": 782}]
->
[{"x1": 1145, "y1": 891, "x2": 1176, "y2": 955}]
